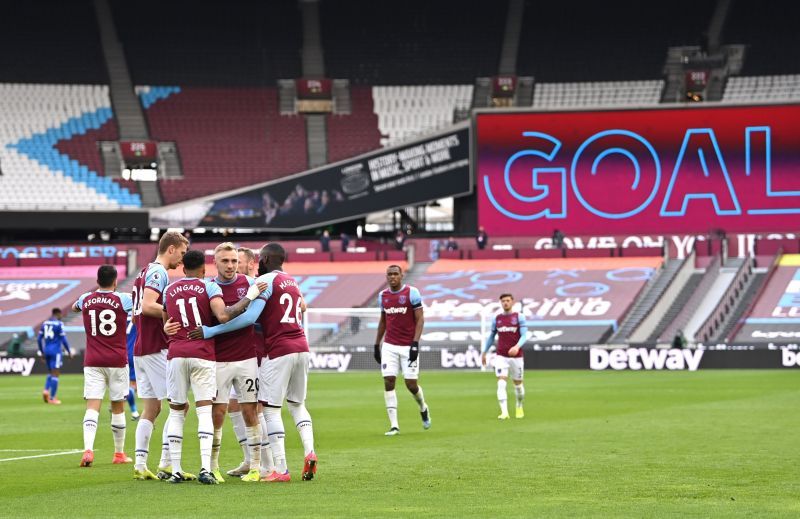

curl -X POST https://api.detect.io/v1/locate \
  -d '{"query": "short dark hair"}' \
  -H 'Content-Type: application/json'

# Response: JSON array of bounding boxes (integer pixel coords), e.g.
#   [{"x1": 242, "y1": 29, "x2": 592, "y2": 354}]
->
[
  {"x1": 260, "y1": 243, "x2": 286, "y2": 263},
  {"x1": 499, "y1": 293, "x2": 514, "y2": 300},
  {"x1": 182, "y1": 249, "x2": 205, "y2": 270},
  {"x1": 387, "y1": 264, "x2": 403, "y2": 273},
  {"x1": 97, "y1": 265, "x2": 118, "y2": 288},
  {"x1": 51, "y1": 307, "x2": 62, "y2": 316}
]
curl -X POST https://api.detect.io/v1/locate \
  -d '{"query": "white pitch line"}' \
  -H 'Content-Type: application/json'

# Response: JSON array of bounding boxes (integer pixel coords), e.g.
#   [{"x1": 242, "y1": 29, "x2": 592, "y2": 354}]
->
[
  {"x1": 0, "y1": 449, "x2": 80, "y2": 452},
  {"x1": 0, "y1": 449, "x2": 84, "y2": 462}
]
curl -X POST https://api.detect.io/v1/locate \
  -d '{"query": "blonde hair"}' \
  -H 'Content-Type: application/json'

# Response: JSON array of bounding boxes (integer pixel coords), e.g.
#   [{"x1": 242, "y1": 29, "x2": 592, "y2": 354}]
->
[
  {"x1": 237, "y1": 247, "x2": 256, "y2": 262},
  {"x1": 214, "y1": 242, "x2": 237, "y2": 254}
]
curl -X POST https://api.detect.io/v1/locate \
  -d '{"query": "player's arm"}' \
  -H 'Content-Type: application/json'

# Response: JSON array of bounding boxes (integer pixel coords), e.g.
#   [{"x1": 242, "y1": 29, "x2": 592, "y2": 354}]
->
[
  {"x1": 59, "y1": 327, "x2": 72, "y2": 357},
  {"x1": 36, "y1": 325, "x2": 44, "y2": 356},
  {"x1": 191, "y1": 299, "x2": 265, "y2": 339},
  {"x1": 409, "y1": 288, "x2": 424, "y2": 364},
  {"x1": 208, "y1": 280, "x2": 267, "y2": 324},
  {"x1": 72, "y1": 292, "x2": 90, "y2": 313},
  {"x1": 508, "y1": 315, "x2": 527, "y2": 357},
  {"x1": 142, "y1": 287, "x2": 164, "y2": 318}
]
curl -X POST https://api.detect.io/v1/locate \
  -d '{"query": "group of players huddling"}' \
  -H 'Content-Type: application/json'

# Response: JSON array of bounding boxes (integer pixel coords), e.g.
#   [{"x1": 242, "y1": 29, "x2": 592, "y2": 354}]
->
[{"x1": 57, "y1": 231, "x2": 528, "y2": 485}]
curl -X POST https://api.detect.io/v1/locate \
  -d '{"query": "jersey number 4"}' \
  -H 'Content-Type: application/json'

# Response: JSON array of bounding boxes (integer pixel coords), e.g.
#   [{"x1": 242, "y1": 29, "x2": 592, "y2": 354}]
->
[
  {"x1": 176, "y1": 297, "x2": 203, "y2": 327},
  {"x1": 279, "y1": 293, "x2": 303, "y2": 326}
]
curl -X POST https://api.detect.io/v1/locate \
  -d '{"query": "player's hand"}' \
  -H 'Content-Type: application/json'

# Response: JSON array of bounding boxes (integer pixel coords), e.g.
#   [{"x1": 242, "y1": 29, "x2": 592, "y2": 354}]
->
[
  {"x1": 68, "y1": 350, "x2": 74, "y2": 359},
  {"x1": 163, "y1": 317, "x2": 181, "y2": 336},
  {"x1": 408, "y1": 341, "x2": 419, "y2": 366},
  {"x1": 508, "y1": 346, "x2": 520, "y2": 357},
  {"x1": 373, "y1": 344, "x2": 381, "y2": 365},
  {"x1": 246, "y1": 282, "x2": 268, "y2": 301},
  {"x1": 481, "y1": 352, "x2": 487, "y2": 367},
  {"x1": 187, "y1": 327, "x2": 205, "y2": 340},
  {"x1": 36, "y1": 350, "x2": 43, "y2": 358}
]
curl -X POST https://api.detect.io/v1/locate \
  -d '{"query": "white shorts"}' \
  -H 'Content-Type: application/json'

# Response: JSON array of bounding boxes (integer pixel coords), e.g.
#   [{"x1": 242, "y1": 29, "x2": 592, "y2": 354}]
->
[
  {"x1": 134, "y1": 350, "x2": 167, "y2": 400},
  {"x1": 83, "y1": 366, "x2": 129, "y2": 401},
  {"x1": 494, "y1": 356, "x2": 525, "y2": 380},
  {"x1": 215, "y1": 358, "x2": 258, "y2": 404},
  {"x1": 167, "y1": 357, "x2": 217, "y2": 405},
  {"x1": 381, "y1": 342, "x2": 419, "y2": 380},
  {"x1": 258, "y1": 352, "x2": 309, "y2": 406}
]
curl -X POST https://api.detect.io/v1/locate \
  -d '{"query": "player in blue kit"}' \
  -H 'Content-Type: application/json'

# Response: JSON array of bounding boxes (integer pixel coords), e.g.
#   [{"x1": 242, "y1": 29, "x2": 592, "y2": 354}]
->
[
  {"x1": 37, "y1": 308, "x2": 72, "y2": 405},
  {"x1": 126, "y1": 316, "x2": 140, "y2": 420}
]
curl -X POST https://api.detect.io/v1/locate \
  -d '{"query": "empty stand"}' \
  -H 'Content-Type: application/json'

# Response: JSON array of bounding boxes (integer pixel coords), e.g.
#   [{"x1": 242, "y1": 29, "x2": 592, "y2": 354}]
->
[
  {"x1": 0, "y1": 84, "x2": 141, "y2": 209},
  {"x1": 141, "y1": 88, "x2": 307, "y2": 204},
  {"x1": 321, "y1": 0, "x2": 505, "y2": 84},
  {"x1": 326, "y1": 86, "x2": 381, "y2": 162},
  {"x1": 723, "y1": 75, "x2": 800, "y2": 102},
  {"x1": 0, "y1": 0, "x2": 107, "y2": 84},
  {"x1": 373, "y1": 85, "x2": 472, "y2": 146},
  {"x1": 726, "y1": 2, "x2": 800, "y2": 76},
  {"x1": 110, "y1": 0, "x2": 302, "y2": 86},
  {"x1": 733, "y1": 254, "x2": 800, "y2": 342},
  {"x1": 532, "y1": 81, "x2": 663, "y2": 108},
  {"x1": 516, "y1": 0, "x2": 714, "y2": 82}
]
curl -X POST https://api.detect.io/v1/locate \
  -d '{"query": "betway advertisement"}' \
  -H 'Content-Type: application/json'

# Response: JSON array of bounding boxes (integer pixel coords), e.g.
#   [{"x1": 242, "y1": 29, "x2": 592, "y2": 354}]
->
[
  {"x1": 735, "y1": 254, "x2": 800, "y2": 342},
  {"x1": 476, "y1": 104, "x2": 800, "y2": 236}
]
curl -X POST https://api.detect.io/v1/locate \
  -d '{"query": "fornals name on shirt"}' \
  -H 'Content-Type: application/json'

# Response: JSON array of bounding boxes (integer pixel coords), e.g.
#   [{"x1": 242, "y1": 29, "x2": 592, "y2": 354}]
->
[
  {"x1": 590, "y1": 348, "x2": 704, "y2": 371},
  {"x1": 0, "y1": 357, "x2": 35, "y2": 376},
  {"x1": 384, "y1": 307, "x2": 408, "y2": 315},
  {"x1": 83, "y1": 296, "x2": 120, "y2": 309}
]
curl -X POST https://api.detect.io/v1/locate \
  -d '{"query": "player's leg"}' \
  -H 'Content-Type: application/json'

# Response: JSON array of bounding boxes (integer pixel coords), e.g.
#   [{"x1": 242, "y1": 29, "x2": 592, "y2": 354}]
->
[
  {"x1": 401, "y1": 348, "x2": 429, "y2": 429},
  {"x1": 133, "y1": 353, "x2": 163, "y2": 479},
  {"x1": 382, "y1": 344, "x2": 401, "y2": 434},
  {"x1": 257, "y1": 402, "x2": 274, "y2": 476},
  {"x1": 235, "y1": 358, "x2": 263, "y2": 482},
  {"x1": 211, "y1": 361, "x2": 233, "y2": 482},
  {"x1": 80, "y1": 367, "x2": 104, "y2": 467},
  {"x1": 127, "y1": 365, "x2": 139, "y2": 420},
  {"x1": 494, "y1": 356, "x2": 511, "y2": 419},
  {"x1": 42, "y1": 356, "x2": 52, "y2": 402},
  {"x1": 226, "y1": 396, "x2": 251, "y2": 475},
  {"x1": 109, "y1": 367, "x2": 132, "y2": 463},
  {"x1": 190, "y1": 358, "x2": 218, "y2": 484},
  {"x1": 285, "y1": 352, "x2": 316, "y2": 481},
  {"x1": 511, "y1": 358, "x2": 525, "y2": 419},
  {"x1": 47, "y1": 354, "x2": 62, "y2": 404},
  {"x1": 261, "y1": 355, "x2": 291, "y2": 482}
]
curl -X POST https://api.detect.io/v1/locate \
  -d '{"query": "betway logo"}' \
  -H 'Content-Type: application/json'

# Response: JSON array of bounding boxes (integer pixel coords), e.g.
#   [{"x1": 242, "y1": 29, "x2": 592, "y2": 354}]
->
[
  {"x1": 307, "y1": 352, "x2": 351, "y2": 372},
  {"x1": 753, "y1": 330, "x2": 800, "y2": 339},
  {"x1": 441, "y1": 346, "x2": 485, "y2": 368},
  {"x1": 384, "y1": 307, "x2": 408, "y2": 315},
  {"x1": 423, "y1": 330, "x2": 562, "y2": 343},
  {"x1": 0, "y1": 357, "x2": 35, "y2": 376},
  {"x1": 782, "y1": 349, "x2": 800, "y2": 367},
  {"x1": 497, "y1": 326, "x2": 518, "y2": 333},
  {"x1": 590, "y1": 348, "x2": 704, "y2": 371}
]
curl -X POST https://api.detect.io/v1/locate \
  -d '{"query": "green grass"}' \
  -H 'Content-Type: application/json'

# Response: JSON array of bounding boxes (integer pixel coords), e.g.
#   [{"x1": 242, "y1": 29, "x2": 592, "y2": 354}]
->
[{"x1": 0, "y1": 370, "x2": 798, "y2": 518}]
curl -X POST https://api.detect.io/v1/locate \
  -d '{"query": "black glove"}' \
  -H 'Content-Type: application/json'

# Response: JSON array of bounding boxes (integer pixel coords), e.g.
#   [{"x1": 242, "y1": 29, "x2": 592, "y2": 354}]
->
[
  {"x1": 408, "y1": 341, "x2": 419, "y2": 366},
  {"x1": 373, "y1": 344, "x2": 381, "y2": 365}
]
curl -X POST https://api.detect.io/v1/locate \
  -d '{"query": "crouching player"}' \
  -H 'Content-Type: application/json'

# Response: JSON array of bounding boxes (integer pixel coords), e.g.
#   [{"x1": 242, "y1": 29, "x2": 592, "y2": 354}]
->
[
  {"x1": 73, "y1": 265, "x2": 135, "y2": 466},
  {"x1": 481, "y1": 293, "x2": 527, "y2": 420},
  {"x1": 162, "y1": 250, "x2": 263, "y2": 484}
]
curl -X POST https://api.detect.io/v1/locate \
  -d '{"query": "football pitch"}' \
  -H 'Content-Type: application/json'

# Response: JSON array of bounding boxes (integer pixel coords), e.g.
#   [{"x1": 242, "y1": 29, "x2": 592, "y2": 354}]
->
[{"x1": 0, "y1": 370, "x2": 797, "y2": 518}]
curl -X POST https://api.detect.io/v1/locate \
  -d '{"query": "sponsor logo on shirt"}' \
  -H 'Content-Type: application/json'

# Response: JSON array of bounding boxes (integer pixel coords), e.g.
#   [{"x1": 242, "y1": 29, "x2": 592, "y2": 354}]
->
[
  {"x1": 384, "y1": 307, "x2": 408, "y2": 315},
  {"x1": 497, "y1": 326, "x2": 518, "y2": 333}
]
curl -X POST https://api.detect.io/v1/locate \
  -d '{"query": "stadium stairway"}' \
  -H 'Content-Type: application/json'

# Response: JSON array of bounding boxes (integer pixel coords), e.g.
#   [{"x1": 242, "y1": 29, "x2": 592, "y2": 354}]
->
[
  {"x1": 607, "y1": 257, "x2": 686, "y2": 344},
  {"x1": 646, "y1": 273, "x2": 703, "y2": 343},
  {"x1": 717, "y1": 272, "x2": 767, "y2": 342},
  {"x1": 658, "y1": 257, "x2": 723, "y2": 343},
  {"x1": 682, "y1": 259, "x2": 743, "y2": 341}
]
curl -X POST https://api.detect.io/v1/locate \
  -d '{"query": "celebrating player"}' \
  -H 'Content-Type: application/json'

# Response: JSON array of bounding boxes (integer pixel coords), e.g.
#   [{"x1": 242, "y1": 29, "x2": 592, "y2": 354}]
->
[
  {"x1": 37, "y1": 307, "x2": 72, "y2": 405},
  {"x1": 190, "y1": 242, "x2": 317, "y2": 482},
  {"x1": 72, "y1": 265, "x2": 134, "y2": 467},
  {"x1": 224, "y1": 246, "x2": 274, "y2": 479},
  {"x1": 161, "y1": 249, "x2": 263, "y2": 485},
  {"x1": 374, "y1": 265, "x2": 430, "y2": 436},
  {"x1": 205, "y1": 243, "x2": 265, "y2": 483},
  {"x1": 131, "y1": 231, "x2": 188, "y2": 481},
  {"x1": 481, "y1": 293, "x2": 527, "y2": 420}
]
